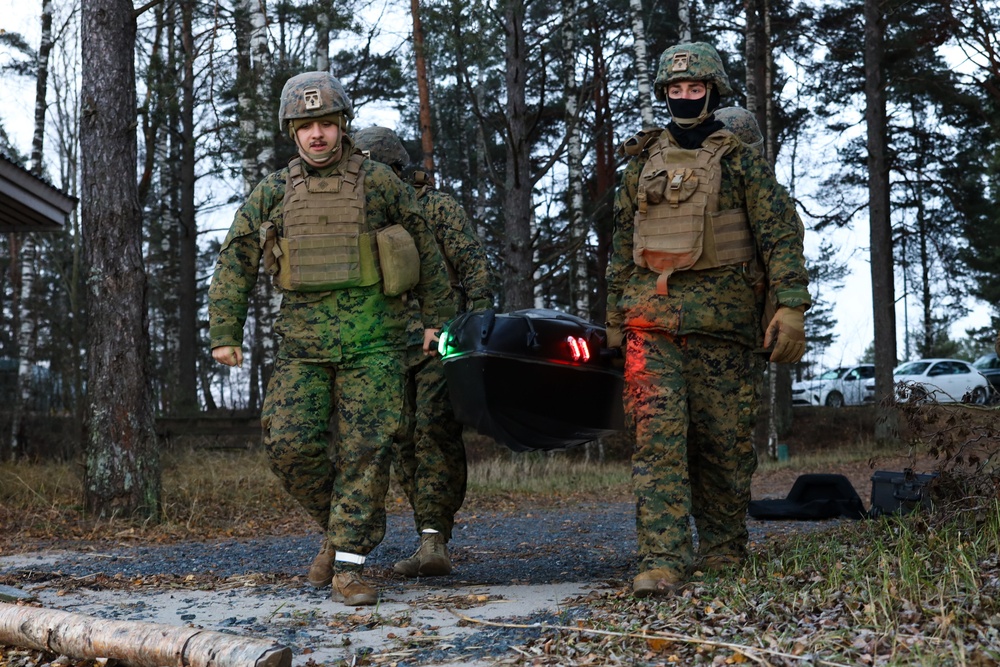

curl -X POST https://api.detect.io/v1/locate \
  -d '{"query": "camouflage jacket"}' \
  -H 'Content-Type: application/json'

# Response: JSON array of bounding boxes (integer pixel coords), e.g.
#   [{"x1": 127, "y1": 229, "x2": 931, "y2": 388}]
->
[
  {"x1": 405, "y1": 186, "x2": 496, "y2": 347},
  {"x1": 208, "y1": 145, "x2": 457, "y2": 361},
  {"x1": 606, "y1": 128, "x2": 811, "y2": 349}
]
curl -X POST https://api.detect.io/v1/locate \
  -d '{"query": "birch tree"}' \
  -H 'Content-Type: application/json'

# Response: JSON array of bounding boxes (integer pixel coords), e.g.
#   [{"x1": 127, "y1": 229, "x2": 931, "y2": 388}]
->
[
  {"x1": 9, "y1": 0, "x2": 55, "y2": 459},
  {"x1": 628, "y1": 0, "x2": 655, "y2": 129},
  {"x1": 232, "y1": 0, "x2": 276, "y2": 411},
  {"x1": 562, "y1": 0, "x2": 588, "y2": 318}
]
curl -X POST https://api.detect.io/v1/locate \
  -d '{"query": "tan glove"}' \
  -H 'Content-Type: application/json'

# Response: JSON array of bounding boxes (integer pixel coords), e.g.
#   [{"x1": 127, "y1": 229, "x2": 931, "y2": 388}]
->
[
  {"x1": 764, "y1": 306, "x2": 805, "y2": 364},
  {"x1": 605, "y1": 324, "x2": 624, "y2": 350}
]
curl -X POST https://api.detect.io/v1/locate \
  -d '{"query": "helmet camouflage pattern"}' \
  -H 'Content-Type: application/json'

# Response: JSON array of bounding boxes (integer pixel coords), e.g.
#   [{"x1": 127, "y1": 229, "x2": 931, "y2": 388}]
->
[
  {"x1": 653, "y1": 42, "x2": 733, "y2": 101},
  {"x1": 352, "y1": 126, "x2": 411, "y2": 168},
  {"x1": 715, "y1": 106, "x2": 763, "y2": 150},
  {"x1": 278, "y1": 71, "x2": 354, "y2": 131}
]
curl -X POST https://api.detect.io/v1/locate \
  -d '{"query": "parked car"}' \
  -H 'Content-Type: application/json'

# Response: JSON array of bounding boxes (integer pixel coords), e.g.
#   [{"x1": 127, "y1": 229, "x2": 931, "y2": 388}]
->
[
  {"x1": 792, "y1": 364, "x2": 875, "y2": 407},
  {"x1": 863, "y1": 358, "x2": 990, "y2": 404},
  {"x1": 972, "y1": 352, "x2": 1000, "y2": 402}
]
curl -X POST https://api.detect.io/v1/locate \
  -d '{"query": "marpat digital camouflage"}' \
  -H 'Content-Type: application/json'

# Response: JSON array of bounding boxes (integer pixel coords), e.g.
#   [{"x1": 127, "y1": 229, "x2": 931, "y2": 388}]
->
[
  {"x1": 610, "y1": 41, "x2": 810, "y2": 593},
  {"x1": 208, "y1": 142, "x2": 457, "y2": 560}
]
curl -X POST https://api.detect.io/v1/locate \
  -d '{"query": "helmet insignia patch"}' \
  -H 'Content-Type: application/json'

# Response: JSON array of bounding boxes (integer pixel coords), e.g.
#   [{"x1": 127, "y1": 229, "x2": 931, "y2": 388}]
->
[
  {"x1": 303, "y1": 87, "x2": 322, "y2": 110},
  {"x1": 671, "y1": 52, "x2": 691, "y2": 72}
]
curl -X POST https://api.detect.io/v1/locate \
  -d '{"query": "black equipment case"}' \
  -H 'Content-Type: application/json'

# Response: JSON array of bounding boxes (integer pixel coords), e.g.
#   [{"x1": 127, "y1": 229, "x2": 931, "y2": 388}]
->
[
  {"x1": 439, "y1": 308, "x2": 625, "y2": 452},
  {"x1": 869, "y1": 469, "x2": 938, "y2": 517}
]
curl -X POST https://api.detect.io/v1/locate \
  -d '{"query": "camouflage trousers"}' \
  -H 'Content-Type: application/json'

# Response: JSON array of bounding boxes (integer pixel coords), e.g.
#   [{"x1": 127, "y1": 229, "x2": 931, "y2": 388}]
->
[
  {"x1": 392, "y1": 346, "x2": 467, "y2": 540},
  {"x1": 624, "y1": 330, "x2": 760, "y2": 574},
  {"x1": 261, "y1": 352, "x2": 405, "y2": 555}
]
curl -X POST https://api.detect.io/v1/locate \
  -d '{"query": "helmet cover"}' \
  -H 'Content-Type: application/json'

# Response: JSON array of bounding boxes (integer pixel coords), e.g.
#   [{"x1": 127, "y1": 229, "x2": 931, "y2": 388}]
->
[
  {"x1": 715, "y1": 106, "x2": 763, "y2": 150},
  {"x1": 278, "y1": 71, "x2": 355, "y2": 132},
  {"x1": 352, "y1": 126, "x2": 411, "y2": 168},
  {"x1": 653, "y1": 42, "x2": 733, "y2": 101}
]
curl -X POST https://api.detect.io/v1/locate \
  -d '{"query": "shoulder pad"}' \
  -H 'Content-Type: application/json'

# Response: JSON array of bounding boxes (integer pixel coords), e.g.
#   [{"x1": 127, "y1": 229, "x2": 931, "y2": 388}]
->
[{"x1": 618, "y1": 128, "x2": 665, "y2": 158}]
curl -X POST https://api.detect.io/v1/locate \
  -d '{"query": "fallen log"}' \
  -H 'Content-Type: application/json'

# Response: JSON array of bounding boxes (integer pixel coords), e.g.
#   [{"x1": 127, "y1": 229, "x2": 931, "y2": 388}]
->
[{"x1": 0, "y1": 602, "x2": 291, "y2": 667}]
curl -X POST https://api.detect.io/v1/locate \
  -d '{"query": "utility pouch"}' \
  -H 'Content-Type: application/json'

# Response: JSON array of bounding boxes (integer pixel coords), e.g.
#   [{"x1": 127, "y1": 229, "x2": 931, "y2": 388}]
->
[
  {"x1": 376, "y1": 224, "x2": 420, "y2": 297},
  {"x1": 260, "y1": 221, "x2": 281, "y2": 277}
]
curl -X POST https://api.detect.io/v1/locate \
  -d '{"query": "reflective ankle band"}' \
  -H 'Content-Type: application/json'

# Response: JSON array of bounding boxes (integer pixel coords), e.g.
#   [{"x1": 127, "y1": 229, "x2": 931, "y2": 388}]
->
[
  {"x1": 421, "y1": 529, "x2": 440, "y2": 534},
  {"x1": 335, "y1": 552, "x2": 366, "y2": 565}
]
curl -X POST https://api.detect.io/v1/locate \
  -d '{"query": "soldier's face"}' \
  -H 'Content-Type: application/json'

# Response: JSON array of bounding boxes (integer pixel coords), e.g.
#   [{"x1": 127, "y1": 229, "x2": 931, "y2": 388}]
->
[
  {"x1": 295, "y1": 119, "x2": 342, "y2": 166},
  {"x1": 667, "y1": 81, "x2": 707, "y2": 100}
]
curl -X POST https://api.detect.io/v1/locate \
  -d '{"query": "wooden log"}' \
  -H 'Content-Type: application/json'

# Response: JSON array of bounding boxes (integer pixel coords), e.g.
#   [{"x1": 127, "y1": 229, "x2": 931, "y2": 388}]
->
[{"x1": 0, "y1": 603, "x2": 291, "y2": 667}]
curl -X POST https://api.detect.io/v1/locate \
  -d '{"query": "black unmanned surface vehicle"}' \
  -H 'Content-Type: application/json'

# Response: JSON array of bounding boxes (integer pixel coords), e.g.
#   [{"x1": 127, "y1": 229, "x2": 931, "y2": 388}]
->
[{"x1": 439, "y1": 308, "x2": 625, "y2": 452}]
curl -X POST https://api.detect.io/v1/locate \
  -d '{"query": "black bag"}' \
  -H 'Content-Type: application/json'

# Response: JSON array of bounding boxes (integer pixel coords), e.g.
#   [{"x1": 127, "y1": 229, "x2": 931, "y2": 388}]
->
[
  {"x1": 748, "y1": 473, "x2": 866, "y2": 520},
  {"x1": 440, "y1": 308, "x2": 624, "y2": 452}
]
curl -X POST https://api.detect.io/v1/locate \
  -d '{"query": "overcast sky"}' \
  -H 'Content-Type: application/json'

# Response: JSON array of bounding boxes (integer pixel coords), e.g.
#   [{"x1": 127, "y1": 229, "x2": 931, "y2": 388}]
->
[{"x1": 0, "y1": 1, "x2": 992, "y2": 371}]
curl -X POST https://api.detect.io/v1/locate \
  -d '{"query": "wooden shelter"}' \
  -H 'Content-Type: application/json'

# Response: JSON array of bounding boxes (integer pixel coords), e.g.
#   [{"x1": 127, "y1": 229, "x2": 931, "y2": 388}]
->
[{"x1": 0, "y1": 152, "x2": 76, "y2": 232}]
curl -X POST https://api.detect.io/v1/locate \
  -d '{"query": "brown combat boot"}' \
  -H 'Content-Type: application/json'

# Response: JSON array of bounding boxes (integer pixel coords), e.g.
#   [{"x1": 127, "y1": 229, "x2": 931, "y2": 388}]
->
[
  {"x1": 331, "y1": 571, "x2": 378, "y2": 606},
  {"x1": 393, "y1": 532, "x2": 452, "y2": 578},
  {"x1": 307, "y1": 539, "x2": 334, "y2": 588},
  {"x1": 632, "y1": 567, "x2": 684, "y2": 598},
  {"x1": 696, "y1": 553, "x2": 745, "y2": 573}
]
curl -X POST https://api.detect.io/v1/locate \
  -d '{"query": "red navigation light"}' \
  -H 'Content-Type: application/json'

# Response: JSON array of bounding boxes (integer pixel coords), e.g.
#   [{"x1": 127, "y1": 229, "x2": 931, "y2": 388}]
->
[{"x1": 565, "y1": 336, "x2": 591, "y2": 363}]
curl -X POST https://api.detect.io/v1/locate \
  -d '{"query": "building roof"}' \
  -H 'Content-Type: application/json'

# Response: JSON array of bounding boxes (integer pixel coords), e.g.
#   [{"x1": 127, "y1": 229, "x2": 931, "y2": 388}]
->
[{"x1": 0, "y1": 152, "x2": 76, "y2": 232}]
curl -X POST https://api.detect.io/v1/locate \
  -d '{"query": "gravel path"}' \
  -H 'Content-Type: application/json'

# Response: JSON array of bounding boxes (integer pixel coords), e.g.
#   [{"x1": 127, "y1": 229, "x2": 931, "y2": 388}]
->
[
  {"x1": 0, "y1": 502, "x2": 842, "y2": 667},
  {"x1": 1, "y1": 502, "x2": 835, "y2": 585}
]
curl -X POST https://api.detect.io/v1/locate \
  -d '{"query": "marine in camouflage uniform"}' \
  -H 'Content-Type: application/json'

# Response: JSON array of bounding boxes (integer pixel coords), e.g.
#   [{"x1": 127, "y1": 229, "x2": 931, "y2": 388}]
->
[
  {"x1": 605, "y1": 43, "x2": 810, "y2": 597},
  {"x1": 352, "y1": 126, "x2": 496, "y2": 577},
  {"x1": 208, "y1": 73, "x2": 455, "y2": 606},
  {"x1": 714, "y1": 106, "x2": 764, "y2": 152}
]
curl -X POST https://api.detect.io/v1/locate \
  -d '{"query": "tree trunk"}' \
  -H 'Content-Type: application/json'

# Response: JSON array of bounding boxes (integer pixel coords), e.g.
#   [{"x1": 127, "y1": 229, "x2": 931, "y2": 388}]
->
[
  {"x1": 412, "y1": 0, "x2": 437, "y2": 174},
  {"x1": 678, "y1": 0, "x2": 692, "y2": 43},
  {"x1": 563, "y1": 0, "x2": 588, "y2": 318},
  {"x1": 745, "y1": 0, "x2": 789, "y2": 457},
  {"x1": 315, "y1": 1, "x2": 330, "y2": 71},
  {"x1": 591, "y1": 33, "x2": 615, "y2": 322},
  {"x1": 235, "y1": 0, "x2": 275, "y2": 411},
  {"x1": 865, "y1": 0, "x2": 899, "y2": 442},
  {"x1": 501, "y1": 0, "x2": 534, "y2": 309},
  {"x1": 10, "y1": 0, "x2": 55, "y2": 459},
  {"x1": 176, "y1": 0, "x2": 199, "y2": 414},
  {"x1": 81, "y1": 0, "x2": 161, "y2": 519},
  {"x1": 628, "y1": 0, "x2": 656, "y2": 129},
  {"x1": 0, "y1": 603, "x2": 291, "y2": 667}
]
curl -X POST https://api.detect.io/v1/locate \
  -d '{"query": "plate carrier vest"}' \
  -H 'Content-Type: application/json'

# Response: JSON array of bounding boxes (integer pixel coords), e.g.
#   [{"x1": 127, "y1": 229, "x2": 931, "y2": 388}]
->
[
  {"x1": 261, "y1": 152, "x2": 381, "y2": 292},
  {"x1": 633, "y1": 129, "x2": 756, "y2": 295}
]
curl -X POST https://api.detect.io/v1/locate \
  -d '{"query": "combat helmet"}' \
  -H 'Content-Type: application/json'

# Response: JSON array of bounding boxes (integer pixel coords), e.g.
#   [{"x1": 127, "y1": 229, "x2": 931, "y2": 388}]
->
[
  {"x1": 715, "y1": 106, "x2": 763, "y2": 151},
  {"x1": 278, "y1": 71, "x2": 354, "y2": 133},
  {"x1": 653, "y1": 42, "x2": 733, "y2": 101},
  {"x1": 353, "y1": 126, "x2": 410, "y2": 170}
]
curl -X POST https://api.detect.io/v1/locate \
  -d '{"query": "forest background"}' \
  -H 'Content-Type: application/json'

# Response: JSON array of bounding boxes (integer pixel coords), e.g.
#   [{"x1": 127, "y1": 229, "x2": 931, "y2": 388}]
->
[{"x1": 0, "y1": 0, "x2": 998, "y2": 517}]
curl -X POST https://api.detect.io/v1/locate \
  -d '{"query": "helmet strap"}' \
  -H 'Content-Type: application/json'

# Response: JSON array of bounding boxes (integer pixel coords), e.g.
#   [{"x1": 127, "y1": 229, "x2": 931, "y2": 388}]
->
[{"x1": 290, "y1": 114, "x2": 344, "y2": 166}]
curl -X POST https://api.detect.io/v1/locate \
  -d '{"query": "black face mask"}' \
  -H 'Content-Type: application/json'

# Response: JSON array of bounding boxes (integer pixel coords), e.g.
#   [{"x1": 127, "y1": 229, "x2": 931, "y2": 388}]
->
[{"x1": 665, "y1": 87, "x2": 722, "y2": 123}]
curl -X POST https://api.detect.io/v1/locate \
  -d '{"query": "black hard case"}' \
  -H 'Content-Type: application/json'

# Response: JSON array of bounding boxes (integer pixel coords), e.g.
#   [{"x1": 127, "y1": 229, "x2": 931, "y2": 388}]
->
[
  {"x1": 869, "y1": 469, "x2": 938, "y2": 517},
  {"x1": 440, "y1": 308, "x2": 625, "y2": 452}
]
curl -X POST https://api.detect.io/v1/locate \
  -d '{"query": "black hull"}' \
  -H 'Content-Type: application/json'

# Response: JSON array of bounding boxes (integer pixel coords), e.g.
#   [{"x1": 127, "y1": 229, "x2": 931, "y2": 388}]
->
[{"x1": 441, "y1": 309, "x2": 625, "y2": 452}]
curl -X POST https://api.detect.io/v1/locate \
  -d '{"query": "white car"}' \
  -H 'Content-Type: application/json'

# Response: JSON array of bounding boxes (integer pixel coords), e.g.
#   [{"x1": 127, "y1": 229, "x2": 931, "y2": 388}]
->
[
  {"x1": 864, "y1": 358, "x2": 990, "y2": 404},
  {"x1": 792, "y1": 364, "x2": 875, "y2": 407}
]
